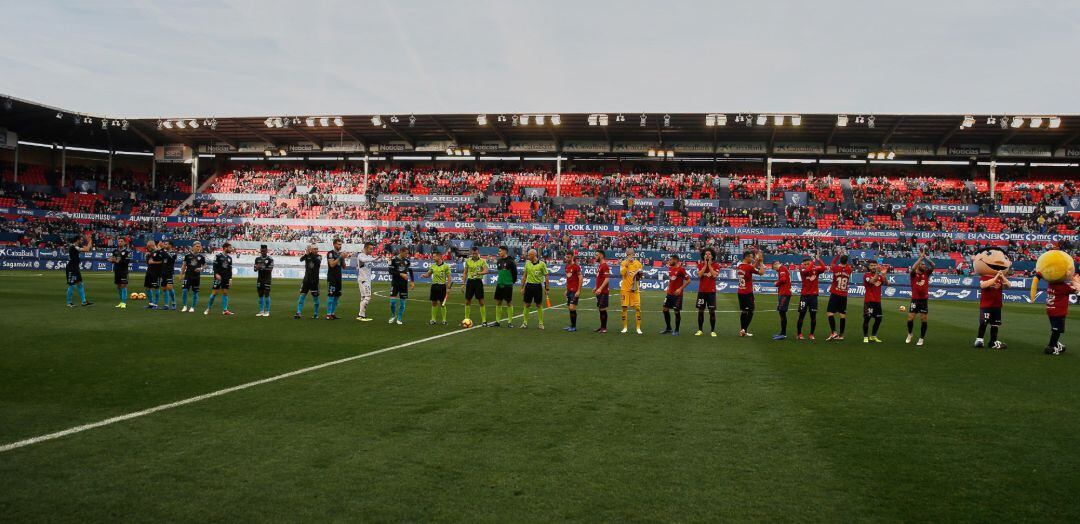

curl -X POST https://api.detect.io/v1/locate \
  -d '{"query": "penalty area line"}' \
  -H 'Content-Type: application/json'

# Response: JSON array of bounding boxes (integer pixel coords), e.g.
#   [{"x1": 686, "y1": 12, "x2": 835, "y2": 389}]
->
[{"x1": 0, "y1": 306, "x2": 550, "y2": 454}]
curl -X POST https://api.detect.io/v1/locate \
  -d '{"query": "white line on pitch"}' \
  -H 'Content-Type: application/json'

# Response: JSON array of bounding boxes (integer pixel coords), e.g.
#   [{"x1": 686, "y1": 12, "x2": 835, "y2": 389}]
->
[{"x1": 0, "y1": 307, "x2": 552, "y2": 454}]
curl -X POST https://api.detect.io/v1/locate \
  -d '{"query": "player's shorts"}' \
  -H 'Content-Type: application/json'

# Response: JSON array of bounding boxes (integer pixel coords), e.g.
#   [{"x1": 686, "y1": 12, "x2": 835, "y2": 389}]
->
[
  {"x1": 256, "y1": 278, "x2": 272, "y2": 295},
  {"x1": 182, "y1": 274, "x2": 201, "y2": 292},
  {"x1": 143, "y1": 271, "x2": 160, "y2": 289},
  {"x1": 391, "y1": 280, "x2": 409, "y2": 299},
  {"x1": 113, "y1": 271, "x2": 128, "y2": 286},
  {"x1": 494, "y1": 284, "x2": 514, "y2": 302},
  {"x1": 663, "y1": 294, "x2": 683, "y2": 310},
  {"x1": 864, "y1": 301, "x2": 883, "y2": 318},
  {"x1": 300, "y1": 278, "x2": 320, "y2": 295},
  {"x1": 357, "y1": 279, "x2": 372, "y2": 298},
  {"x1": 696, "y1": 292, "x2": 717, "y2": 309},
  {"x1": 212, "y1": 275, "x2": 232, "y2": 291},
  {"x1": 798, "y1": 295, "x2": 819, "y2": 313},
  {"x1": 465, "y1": 279, "x2": 485, "y2": 301},
  {"x1": 328, "y1": 278, "x2": 343, "y2": 298},
  {"x1": 595, "y1": 293, "x2": 609, "y2": 309},
  {"x1": 566, "y1": 290, "x2": 580, "y2": 306},
  {"x1": 66, "y1": 268, "x2": 82, "y2": 285},
  {"x1": 980, "y1": 307, "x2": 1002, "y2": 326},
  {"x1": 909, "y1": 298, "x2": 929, "y2": 314},
  {"x1": 430, "y1": 284, "x2": 447, "y2": 302},
  {"x1": 161, "y1": 273, "x2": 175, "y2": 287},
  {"x1": 621, "y1": 290, "x2": 641, "y2": 308},
  {"x1": 738, "y1": 293, "x2": 755, "y2": 312},
  {"x1": 776, "y1": 294, "x2": 791, "y2": 312},
  {"x1": 523, "y1": 283, "x2": 544, "y2": 305},
  {"x1": 826, "y1": 294, "x2": 848, "y2": 314},
  {"x1": 1050, "y1": 316, "x2": 1066, "y2": 333}
]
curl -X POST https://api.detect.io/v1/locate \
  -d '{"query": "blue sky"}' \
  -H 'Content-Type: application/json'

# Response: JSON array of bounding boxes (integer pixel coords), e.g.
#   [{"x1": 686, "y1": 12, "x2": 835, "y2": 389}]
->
[{"x1": 1, "y1": 0, "x2": 1077, "y2": 118}]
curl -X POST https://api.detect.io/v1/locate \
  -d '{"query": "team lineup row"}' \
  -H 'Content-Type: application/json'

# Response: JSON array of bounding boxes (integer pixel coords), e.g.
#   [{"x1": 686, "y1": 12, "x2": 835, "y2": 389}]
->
[{"x1": 60, "y1": 233, "x2": 1079, "y2": 355}]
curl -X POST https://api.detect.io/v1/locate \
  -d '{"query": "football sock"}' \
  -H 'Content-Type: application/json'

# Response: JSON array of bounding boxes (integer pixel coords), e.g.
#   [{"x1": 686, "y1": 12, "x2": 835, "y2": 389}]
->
[
  {"x1": 77, "y1": 283, "x2": 86, "y2": 303},
  {"x1": 66, "y1": 285, "x2": 74, "y2": 304},
  {"x1": 480, "y1": 307, "x2": 486, "y2": 324},
  {"x1": 664, "y1": 311, "x2": 672, "y2": 330},
  {"x1": 222, "y1": 295, "x2": 229, "y2": 311},
  {"x1": 921, "y1": 321, "x2": 928, "y2": 338},
  {"x1": 600, "y1": 310, "x2": 608, "y2": 329},
  {"x1": 709, "y1": 310, "x2": 716, "y2": 331},
  {"x1": 1049, "y1": 330, "x2": 1061, "y2": 347},
  {"x1": 828, "y1": 316, "x2": 836, "y2": 333},
  {"x1": 872, "y1": 317, "x2": 882, "y2": 336},
  {"x1": 839, "y1": 317, "x2": 845, "y2": 335},
  {"x1": 313, "y1": 297, "x2": 321, "y2": 317},
  {"x1": 779, "y1": 312, "x2": 788, "y2": 335},
  {"x1": 863, "y1": 316, "x2": 870, "y2": 336},
  {"x1": 797, "y1": 312, "x2": 805, "y2": 334},
  {"x1": 635, "y1": 310, "x2": 641, "y2": 329},
  {"x1": 988, "y1": 325, "x2": 997, "y2": 345},
  {"x1": 698, "y1": 310, "x2": 705, "y2": 330},
  {"x1": 537, "y1": 305, "x2": 544, "y2": 324},
  {"x1": 465, "y1": 304, "x2": 472, "y2": 320},
  {"x1": 265, "y1": 296, "x2": 270, "y2": 312},
  {"x1": 297, "y1": 294, "x2": 306, "y2": 314},
  {"x1": 571, "y1": 310, "x2": 578, "y2": 328},
  {"x1": 397, "y1": 300, "x2": 406, "y2": 321},
  {"x1": 674, "y1": 311, "x2": 681, "y2": 331},
  {"x1": 622, "y1": 308, "x2": 628, "y2": 329},
  {"x1": 809, "y1": 313, "x2": 817, "y2": 334},
  {"x1": 908, "y1": 320, "x2": 915, "y2": 335},
  {"x1": 390, "y1": 298, "x2": 398, "y2": 317},
  {"x1": 441, "y1": 304, "x2": 448, "y2": 322},
  {"x1": 182, "y1": 289, "x2": 189, "y2": 306},
  {"x1": 207, "y1": 293, "x2": 217, "y2": 310},
  {"x1": 977, "y1": 321, "x2": 987, "y2": 339},
  {"x1": 192, "y1": 292, "x2": 199, "y2": 308},
  {"x1": 431, "y1": 306, "x2": 437, "y2": 321}
]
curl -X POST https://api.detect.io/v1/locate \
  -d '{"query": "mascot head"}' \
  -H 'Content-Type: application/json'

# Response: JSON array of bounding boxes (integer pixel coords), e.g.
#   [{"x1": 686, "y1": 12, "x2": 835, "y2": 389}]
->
[
  {"x1": 1035, "y1": 250, "x2": 1076, "y2": 284},
  {"x1": 971, "y1": 249, "x2": 1012, "y2": 277}
]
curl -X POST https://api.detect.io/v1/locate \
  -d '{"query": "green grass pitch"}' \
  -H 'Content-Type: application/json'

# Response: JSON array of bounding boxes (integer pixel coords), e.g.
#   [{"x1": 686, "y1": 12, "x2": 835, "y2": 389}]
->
[{"x1": 2, "y1": 270, "x2": 1080, "y2": 521}]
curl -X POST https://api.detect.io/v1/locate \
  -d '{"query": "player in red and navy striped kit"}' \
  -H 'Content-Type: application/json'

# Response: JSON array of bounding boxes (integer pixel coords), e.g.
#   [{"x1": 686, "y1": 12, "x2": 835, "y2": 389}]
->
[
  {"x1": 1044, "y1": 275, "x2": 1080, "y2": 355},
  {"x1": 773, "y1": 261, "x2": 792, "y2": 340},
  {"x1": 736, "y1": 249, "x2": 765, "y2": 337},
  {"x1": 796, "y1": 256, "x2": 829, "y2": 340},
  {"x1": 862, "y1": 260, "x2": 887, "y2": 343},
  {"x1": 974, "y1": 270, "x2": 1010, "y2": 349},
  {"x1": 906, "y1": 252, "x2": 934, "y2": 346},
  {"x1": 826, "y1": 252, "x2": 853, "y2": 341}
]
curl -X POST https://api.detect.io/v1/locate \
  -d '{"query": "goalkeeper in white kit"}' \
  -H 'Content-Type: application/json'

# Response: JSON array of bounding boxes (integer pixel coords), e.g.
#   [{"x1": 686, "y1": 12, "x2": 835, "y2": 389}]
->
[{"x1": 355, "y1": 242, "x2": 379, "y2": 321}]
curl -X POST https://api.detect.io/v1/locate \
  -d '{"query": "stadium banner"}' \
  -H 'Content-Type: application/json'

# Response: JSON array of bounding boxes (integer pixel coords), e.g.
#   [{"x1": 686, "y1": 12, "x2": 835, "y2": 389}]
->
[
  {"x1": 829, "y1": 144, "x2": 872, "y2": 156},
  {"x1": 997, "y1": 144, "x2": 1052, "y2": 158},
  {"x1": 522, "y1": 187, "x2": 546, "y2": 197},
  {"x1": 155, "y1": 145, "x2": 192, "y2": 163},
  {"x1": 195, "y1": 193, "x2": 273, "y2": 202},
  {"x1": 328, "y1": 194, "x2": 368, "y2": 203},
  {"x1": 1055, "y1": 147, "x2": 1080, "y2": 158},
  {"x1": 774, "y1": 142, "x2": 824, "y2": 155},
  {"x1": 0, "y1": 127, "x2": 15, "y2": 149},
  {"x1": 237, "y1": 142, "x2": 270, "y2": 153},
  {"x1": 612, "y1": 142, "x2": 660, "y2": 153},
  {"x1": 462, "y1": 141, "x2": 505, "y2": 152},
  {"x1": 670, "y1": 142, "x2": 714, "y2": 154},
  {"x1": 287, "y1": 142, "x2": 320, "y2": 153},
  {"x1": 607, "y1": 197, "x2": 719, "y2": 209},
  {"x1": 865, "y1": 202, "x2": 980, "y2": 214},
  {"x1": 197, "y1": 144, "x2": 238, "y2": 154},
  {"x1": 73, "y1": 179, "x2": 98, "y2": 193},
  {"x1": 509, "y1": 141, "x2": 557, "y2": 152},
  {"x1": 375, "y1": 194, "x2": 478, "y2": 204},
  {"x1": 890, "y1": 143, "x2": 937, "y2": 156},
  {"x1": 414, "y1": 140, "x2": 454, "y2": 152},
  {"x1": 322, "y1": 141, "x2": 365, "y2": 152},
  {"x1": 1064, "y1": 196, "x2": 1080, "y2": 212},
  {"x1": 941, "y1": 144, "x2": 990, "y2": 157},
  {"x1": 715, "y1": 142, "x2": 767, "y2": 155},
  {"x1": 783, "y1": 191, "x2": 809, "y2": 206},
  {"x1": 563, "y1": 140, "x2": 609, "y2": 153},
  {"x1": 373, "y1": 141, "x2": 412, "y2": 153},
  {"x1": 997, "y1": 204, "x2": 1066, "y2": 215}
]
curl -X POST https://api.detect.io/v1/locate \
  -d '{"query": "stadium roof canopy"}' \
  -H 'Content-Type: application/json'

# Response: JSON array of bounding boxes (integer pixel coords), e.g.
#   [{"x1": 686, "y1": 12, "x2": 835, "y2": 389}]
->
[{"x1": 2, "y1": 95, "x2": 1079, "y2": 160}]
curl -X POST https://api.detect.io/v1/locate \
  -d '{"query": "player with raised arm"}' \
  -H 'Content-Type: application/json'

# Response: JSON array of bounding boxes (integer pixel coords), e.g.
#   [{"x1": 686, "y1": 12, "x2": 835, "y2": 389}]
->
[
  {"x1": 773, "y1": 260, "x2": 792, "y2": 340},
  {"x1": 354, "y1": 242, "x2": 378, "y2": 321},
  {"x1": 862, "y1": 260, "x2": 887, "y2": 343},
  {"x1": 462, "y1": 246, "x2": 489, "y2": 326},
  {"x1": 180, "y1": 241, "x2": 206, "y2": 312},
  {"x1": 796, "y1": 254, "x2": 828, "y2": 340},
  {"x1": 520, "y1": 249, "x2": 549, "y2": 330},
  {"x1": 493, "y1": 246, "x2": 518, "y2": 327},
  {"x1": 109, "y1": 237, "x2": 131, "y2": 309},
  {"x1": 388, "y1": 246, "x2": 415, "y2": 325},
  {"x1": 906, "y1": 251, "x2": 935, "y2": 346},
  {"x1": 619, "y1": 247, "x2": 644, "y2": 335},
  {"x1": 295, "y1": 244, "x2": 322, "y2": 319},
  {"x1": 974, "y1": 264, "x2": 1010, "y2": 350},
  {"x1": 593, "y1": 249, "x2": 611, "y2": 333},
  {"x1": 825, "y1": 251, "x2": 853, "y2": 341},
  {"x1": 325, "y1": 238, "x2": 345, "y2": 320},
  {"x1": 254, "y1": 244, "x2": 274, "y2": 317},
  {"x1": 65, "y1": 233, "x2": 93, "y2": 307},
  {"x1": 661, "y1": 254, "x2": 689, "y2": 335},
  {"x1": 159, "y1": 240, "x2": 178, "y2": 310},
  {"x1": 143, "y1": 239, "x2": 162, "y2": 309},
  {"x1": 204, "y1": 242, "x2": 235, "y2": 316},
  {"x1": 695, "y1": 247, "x2": 720, "y2": 337},
  {"x1": 736, "y1": 248, "x2": 766, "y2": 337},
  {"x1": 564, "y1": 252, "x2": 584, "y2": 332},
  {"x1": 423, "y1": 250, "x2": 452, "y2": 325},
  {"x1": 1044, "y1": 274, "x2": 1080, "y2": 355}
]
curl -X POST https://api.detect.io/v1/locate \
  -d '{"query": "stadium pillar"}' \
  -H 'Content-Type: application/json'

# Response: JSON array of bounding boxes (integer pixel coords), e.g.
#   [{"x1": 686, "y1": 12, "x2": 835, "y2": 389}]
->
[
  {"x1": 989, "y1": 160, "x2": 996, "y2": 198},
  {"x1": 765, "y1": 157, "x2": 774, "y2": 200},
  {"x1": 556, "y1": 155, "x2": 562, "y2": 197},
  {"x1": 151, "y1": 160, "x2": 157, "y2": 189},
  {"x1": 12, "y1": 143, "x2": 18, "y2": 183},
  {"x1": 107, "y1": 150, "x2": 113, "y2": 189},
  {"x1": 363, "y1": 155, "x2": 370, "y2": 191},
  {"x1": 61, "y1": 145, "x2": 66, "y2": 187},
  {"x1": 191, "y1": 156, "x2": 199, "y2": 193}
]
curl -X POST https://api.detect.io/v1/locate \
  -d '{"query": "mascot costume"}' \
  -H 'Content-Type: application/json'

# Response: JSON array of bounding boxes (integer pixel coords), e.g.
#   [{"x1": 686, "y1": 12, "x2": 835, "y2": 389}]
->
[
  {"x1": 1032, "y1": 249, "x2": 1080, "y2": 355},
  {"x1": 971, "y1": 249, "x2": 1012, "y2": 349}
]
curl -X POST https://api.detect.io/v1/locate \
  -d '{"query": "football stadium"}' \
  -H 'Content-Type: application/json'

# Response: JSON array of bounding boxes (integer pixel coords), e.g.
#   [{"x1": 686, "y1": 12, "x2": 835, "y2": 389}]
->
[{"x1": 2, "y1": 2, "x2": 1080, "y2": 521}]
